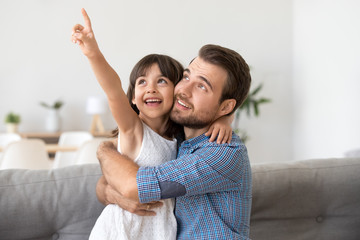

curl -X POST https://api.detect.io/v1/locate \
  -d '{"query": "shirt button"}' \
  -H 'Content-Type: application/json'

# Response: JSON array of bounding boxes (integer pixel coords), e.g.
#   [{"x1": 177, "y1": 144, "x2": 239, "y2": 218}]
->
[{"x1": 315, "y1": 216, "x2": 324, "y2": 223}]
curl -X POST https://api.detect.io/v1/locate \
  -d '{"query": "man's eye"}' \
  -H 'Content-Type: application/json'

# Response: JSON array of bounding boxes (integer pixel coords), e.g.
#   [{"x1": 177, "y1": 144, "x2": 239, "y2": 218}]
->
[
  {"x1": 184, "y1": 76, "x2": 190, "y2": 81},
  {"x1": 199, "y1": 84, "x2": 206, "y2": 90}
]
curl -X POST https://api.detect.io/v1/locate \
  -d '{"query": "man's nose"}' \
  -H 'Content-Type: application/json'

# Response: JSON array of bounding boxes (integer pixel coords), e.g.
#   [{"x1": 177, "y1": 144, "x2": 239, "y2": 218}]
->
[{"x1": 176, "y1": 82, "x2": 192, "y2": 98}]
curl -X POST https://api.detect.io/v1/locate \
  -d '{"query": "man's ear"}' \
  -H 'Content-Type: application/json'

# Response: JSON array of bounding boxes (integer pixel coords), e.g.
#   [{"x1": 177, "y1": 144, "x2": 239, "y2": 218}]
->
[{"x1": 217, "y1": 99, "x2": 236, "y2": 117}]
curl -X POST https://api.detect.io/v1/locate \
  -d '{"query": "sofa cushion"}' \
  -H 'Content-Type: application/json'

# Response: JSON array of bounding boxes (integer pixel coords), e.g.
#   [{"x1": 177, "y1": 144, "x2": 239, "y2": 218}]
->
[
  {"x1": 1, "y1": 158, "x2": 360, "y2": 240},
  {"x1": 250, "y1": 158, "x2": 360, "y2": 240},
  {"x1": 0, "y1": 164, "x2": 104, "y2": 240}
]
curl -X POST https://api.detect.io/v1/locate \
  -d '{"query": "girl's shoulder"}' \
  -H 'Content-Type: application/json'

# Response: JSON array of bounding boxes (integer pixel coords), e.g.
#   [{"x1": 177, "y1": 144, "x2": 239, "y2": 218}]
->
[{"x1": 142, "y1": 122, "x2": 177, "y2": 144}]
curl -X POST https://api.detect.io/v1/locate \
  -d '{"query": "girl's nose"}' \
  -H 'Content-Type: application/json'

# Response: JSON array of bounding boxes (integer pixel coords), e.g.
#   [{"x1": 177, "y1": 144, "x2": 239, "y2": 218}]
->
[{"x1": 146, "y1": 88, "x2": 157, "y2": 93}]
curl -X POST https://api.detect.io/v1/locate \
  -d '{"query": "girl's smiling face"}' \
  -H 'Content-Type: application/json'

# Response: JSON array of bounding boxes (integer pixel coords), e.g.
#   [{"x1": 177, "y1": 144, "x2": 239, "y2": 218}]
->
[{"x1": 132, "y1": 63, "x2": 175, "y2": 121}]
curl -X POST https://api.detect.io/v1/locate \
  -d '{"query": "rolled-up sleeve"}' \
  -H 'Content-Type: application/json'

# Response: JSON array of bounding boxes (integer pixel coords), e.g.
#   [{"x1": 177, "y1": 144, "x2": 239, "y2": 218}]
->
[
  {"x1": 136, "y1": 139, "x2": 247, "y2": 203},
  {"x1": 136, "y1": 167, "x2": 161, "y2": 203}
]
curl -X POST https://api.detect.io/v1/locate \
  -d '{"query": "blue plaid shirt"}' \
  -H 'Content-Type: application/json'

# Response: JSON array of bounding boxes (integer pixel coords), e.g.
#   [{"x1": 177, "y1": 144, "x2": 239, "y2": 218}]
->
[{"x1": 137, "y1": 133, "x2": 252, "y2": 239}]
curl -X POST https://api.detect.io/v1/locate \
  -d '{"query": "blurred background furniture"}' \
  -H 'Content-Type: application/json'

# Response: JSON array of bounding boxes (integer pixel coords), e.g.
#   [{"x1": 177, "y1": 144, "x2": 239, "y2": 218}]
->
[
  {"x1": 75, "y1": 137, "x2": 108, "y2": 165},
  {"x1": 19, "y1": 131, "x2": 112, "y2": 158},
  {"x1": 52, "y1": 131, "x2": 93, "y2": 169},
  {"x1": 0, "y1": 133, "x2": 21, "y2": 146},
  {"x1": 20, "y1": 132, "x2": 60, "y2": 144},
  {"x1": 19, "y1": 131, "x2": 111, "y2": 143},
  {"x1": 0, "y1": 133, "x2": 21, "y2": 161},
  {"x1": 1, "y1": 158, "x2": 359, "y2": 239},
  {"x1": 20, "y1": 132, "x2": 70, "y2": 159},
  {"x1": 0, "y1": 139, "x2": 51, "y2": 170},
  {"x1": 86, "y1": 96, "x2": 107, "y2": 135},
  {"x1": 45, "y1": 144, "x2": 78, "y2": 154}
]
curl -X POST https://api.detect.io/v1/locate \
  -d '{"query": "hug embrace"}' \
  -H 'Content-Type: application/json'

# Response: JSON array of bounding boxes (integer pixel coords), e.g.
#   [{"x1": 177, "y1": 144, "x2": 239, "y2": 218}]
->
[{"x1": 71, "y1": 8, "x2": 252, "y2": 240}]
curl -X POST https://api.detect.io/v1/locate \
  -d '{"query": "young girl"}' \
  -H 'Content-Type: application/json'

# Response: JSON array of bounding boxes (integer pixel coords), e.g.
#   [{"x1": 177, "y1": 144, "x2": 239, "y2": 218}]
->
[{"x1": 71, "y1": 8, "x2": 232, "y2": 240}]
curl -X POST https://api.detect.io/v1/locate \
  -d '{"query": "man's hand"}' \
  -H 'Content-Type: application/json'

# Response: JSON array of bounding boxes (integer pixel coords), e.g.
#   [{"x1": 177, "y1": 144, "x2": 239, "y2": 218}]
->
[
  {"x1": 96, "y1": 140, "x2": 140, "y2": 202},
  {"x1": 71, "y1": 8, "x2": 101, "y2": 58},
  {"x1": 96, "y1": 176, "x2": 163, "y2": 216}
]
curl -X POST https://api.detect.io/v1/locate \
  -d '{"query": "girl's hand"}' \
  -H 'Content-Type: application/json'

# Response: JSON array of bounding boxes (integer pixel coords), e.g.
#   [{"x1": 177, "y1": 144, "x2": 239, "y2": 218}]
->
[
  {"x1": 205, "y1": 116, "x2": 233, "y2": 144},
  {"x1": 71, "y1": 8, "x2": 101, "y2": 58}
]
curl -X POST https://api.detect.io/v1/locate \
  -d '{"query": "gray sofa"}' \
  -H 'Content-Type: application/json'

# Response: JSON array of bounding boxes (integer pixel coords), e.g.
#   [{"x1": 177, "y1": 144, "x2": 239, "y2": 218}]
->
[{"x1": 1, "y1": 158, "x2": 359, "y2": 240}]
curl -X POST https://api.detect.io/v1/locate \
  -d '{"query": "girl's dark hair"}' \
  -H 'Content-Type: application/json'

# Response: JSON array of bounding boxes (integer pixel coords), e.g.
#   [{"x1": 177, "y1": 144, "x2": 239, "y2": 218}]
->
[{"x1": 112, "y1": 54, "x2": 184, "y2": 138}]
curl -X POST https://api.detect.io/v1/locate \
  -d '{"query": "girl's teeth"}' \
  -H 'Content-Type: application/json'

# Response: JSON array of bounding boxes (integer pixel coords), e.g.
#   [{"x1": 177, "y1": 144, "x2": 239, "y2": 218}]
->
[{"x1": 146, "y1": 99, "x2": 161, "y2": 103}]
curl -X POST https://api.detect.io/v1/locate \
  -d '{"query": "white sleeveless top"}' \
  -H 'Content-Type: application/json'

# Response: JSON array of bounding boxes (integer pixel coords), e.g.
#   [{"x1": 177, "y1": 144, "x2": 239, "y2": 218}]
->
[{"x1": 89, "y1": 122, "x2": 177, "y2": 240}]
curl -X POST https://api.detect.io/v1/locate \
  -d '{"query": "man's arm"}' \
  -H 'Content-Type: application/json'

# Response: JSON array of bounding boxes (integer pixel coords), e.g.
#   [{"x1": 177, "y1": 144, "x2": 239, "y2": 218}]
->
[
  {"x1": 136, "y1": 139, "x2": 248, "y2": 202},
  {"x1": 96, "y1": 141, "x2": 139, "y2": 202},
  {"x1": 95, "y1": 175, "x2": 114, "y2": 205},
  {"x1": 97, "y1": 136, "x2": 246, "y2": 205},
  {"x1": 95, "y1": 175, "x2": 162, "y2": 216}
]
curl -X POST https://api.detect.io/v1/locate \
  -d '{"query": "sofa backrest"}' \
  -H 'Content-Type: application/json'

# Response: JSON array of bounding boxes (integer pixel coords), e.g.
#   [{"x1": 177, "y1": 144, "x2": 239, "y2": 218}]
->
[
  {"x1": 250, "y1": 157, "x2": 360, "y2": 240},
  {"x1": 1, "y1": 158, "x2": 359, "y2": 240},
  {"x1": 0, "y1": 164, "x2": 104, "y2": 240}
]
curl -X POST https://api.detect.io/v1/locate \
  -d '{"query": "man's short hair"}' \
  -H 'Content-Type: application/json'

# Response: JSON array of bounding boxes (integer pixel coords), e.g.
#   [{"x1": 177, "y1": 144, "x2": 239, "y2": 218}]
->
[{"x1": 199, "y1": 44, "x2": 251, "y2": 115}]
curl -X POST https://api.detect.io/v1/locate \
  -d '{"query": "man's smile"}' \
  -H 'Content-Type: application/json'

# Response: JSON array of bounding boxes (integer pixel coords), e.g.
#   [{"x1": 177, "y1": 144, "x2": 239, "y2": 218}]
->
[{"x1": 176, "y1": 99, "x2": 191, "y2": 109}]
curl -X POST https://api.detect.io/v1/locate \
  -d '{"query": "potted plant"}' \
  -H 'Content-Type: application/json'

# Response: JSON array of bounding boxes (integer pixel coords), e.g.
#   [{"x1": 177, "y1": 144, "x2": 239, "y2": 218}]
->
[
  {"x1": 40, "y1": 100, "x2": 64, "y2": 132},
  {"x1": 4, "y1": 112, "x2": 21, "y2": 133},
  {"x1": 234, "y1": 83, "x2": 271, "y2": 142},
  {"x1": 40, "y1": 100, "x2": 64, "y2": 110}
]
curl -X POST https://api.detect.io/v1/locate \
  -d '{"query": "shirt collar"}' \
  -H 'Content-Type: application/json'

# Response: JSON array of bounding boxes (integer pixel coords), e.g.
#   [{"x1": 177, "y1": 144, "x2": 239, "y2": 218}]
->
[
  {"x1": 182, "y1": 134, "x2": 209, "y2": 147},
  {"x1": 181, "y1": 131, "x2": 243, "y2": 149}
]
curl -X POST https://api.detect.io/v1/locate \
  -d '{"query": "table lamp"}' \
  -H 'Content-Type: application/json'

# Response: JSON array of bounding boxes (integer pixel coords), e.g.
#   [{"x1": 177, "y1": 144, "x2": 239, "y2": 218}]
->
[{"x1": 86, "y1": 96, "x2": 107, "y2": 135}]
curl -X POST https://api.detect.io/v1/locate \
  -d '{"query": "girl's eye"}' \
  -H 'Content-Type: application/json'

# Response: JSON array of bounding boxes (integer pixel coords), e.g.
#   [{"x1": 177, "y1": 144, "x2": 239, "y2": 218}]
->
[
  {"x1": 158, "y1": 78, "x2": 168, "y2": 84},
  {"x1": 137, "y1": 79, "x2": 146, "y2": 85},
  {"x1": 183, "y1": 76, "x2": 190, "y2": 81}
]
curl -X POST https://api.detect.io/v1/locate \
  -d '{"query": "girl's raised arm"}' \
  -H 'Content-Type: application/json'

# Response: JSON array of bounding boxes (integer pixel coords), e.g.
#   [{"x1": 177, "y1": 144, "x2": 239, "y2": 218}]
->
[
  {"x1": 205, "y1": 114, "x2": 234, "y2": 144},
  {"x1": 71, "y1": 9, "x2": 142, "y2": 137}
]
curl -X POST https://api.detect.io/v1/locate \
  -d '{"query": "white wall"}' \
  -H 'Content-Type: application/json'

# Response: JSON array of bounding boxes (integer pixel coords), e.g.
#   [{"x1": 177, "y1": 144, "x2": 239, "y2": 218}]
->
[
  {"x1": 0, "y1": 0, "x2": 293, "y2": 162},
  {"x1": 293, "y1": 0, "x2": 360, "y2": 160}
]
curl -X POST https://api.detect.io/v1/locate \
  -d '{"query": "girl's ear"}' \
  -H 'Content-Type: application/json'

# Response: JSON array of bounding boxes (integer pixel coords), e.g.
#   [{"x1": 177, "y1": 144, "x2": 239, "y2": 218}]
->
[
  {"x1": 131, "y1": 92, "x2": 136, "y2": 105},
  {"x1": 218, "y1": 99, "x2": 236, "y2": 117}
]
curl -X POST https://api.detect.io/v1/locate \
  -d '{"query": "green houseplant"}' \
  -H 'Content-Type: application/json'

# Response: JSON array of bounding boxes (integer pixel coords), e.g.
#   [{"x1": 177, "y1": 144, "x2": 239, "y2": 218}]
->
[
  {"x1": 40, "y1": 100, "x2": 64, "y2": 110},
  {"x1": 40, "y1": 100, "x2": 64, "y2": 132},
  {"x1": 4, "y1": 112, "x2": 21, "y2": 133},
  {"x1": 234, "y1": 83, "x2": 271, "y2": 142}
]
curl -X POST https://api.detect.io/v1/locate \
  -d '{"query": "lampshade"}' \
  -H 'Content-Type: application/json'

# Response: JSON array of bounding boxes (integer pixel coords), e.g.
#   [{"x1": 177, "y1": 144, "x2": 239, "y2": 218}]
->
[{"x1": 86, "y1": 96, "x2": 107, "y2": 115}]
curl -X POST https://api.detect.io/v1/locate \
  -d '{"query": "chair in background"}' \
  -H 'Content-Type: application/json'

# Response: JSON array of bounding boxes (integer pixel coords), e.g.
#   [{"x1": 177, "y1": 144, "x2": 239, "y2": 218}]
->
[
  {"x1": 0, "y1": 133, "x2": 21, "y2": 146},
  {"x1": 0, "y1": 133, "x2": 22, "y2": 164},
  {"x1": 52, "y1": 131, "x2": 93, "y2": 169},
  {"x1": 75, "y1": 137, "x2": 109, "y2": 165},
  {"x1": 0, "y1": 139, "x2": 51, "y2": 170}
]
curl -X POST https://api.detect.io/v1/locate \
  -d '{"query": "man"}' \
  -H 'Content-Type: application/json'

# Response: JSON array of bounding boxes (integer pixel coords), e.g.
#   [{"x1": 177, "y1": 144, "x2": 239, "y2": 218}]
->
[{"x1": 96, "y1": 44, "x2": 252, "y2": 239}]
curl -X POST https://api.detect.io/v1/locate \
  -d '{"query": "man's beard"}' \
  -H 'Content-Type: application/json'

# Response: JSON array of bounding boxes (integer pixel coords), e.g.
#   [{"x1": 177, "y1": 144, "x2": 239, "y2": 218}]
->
[{"x1": 170, "y1": 108, "x2": 214, "y2": 129}]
